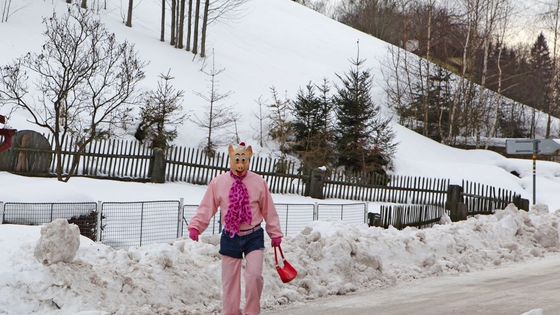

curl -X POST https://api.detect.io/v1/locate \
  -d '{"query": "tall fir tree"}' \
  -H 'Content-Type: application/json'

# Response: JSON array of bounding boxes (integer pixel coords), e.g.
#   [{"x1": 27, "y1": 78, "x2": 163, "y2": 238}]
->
[
  {"x1": 529, "y1": 33, "x2": 554, "y2": 137},
  {"x1": 290, "y1": 79, "x2": 335, "y2": 170},
  {"x1": 408, "y1": 66, "x2": 452, "y2": 142},
  {"x1": 333, "y1": 57, "x2": 396, "y2": 174}
]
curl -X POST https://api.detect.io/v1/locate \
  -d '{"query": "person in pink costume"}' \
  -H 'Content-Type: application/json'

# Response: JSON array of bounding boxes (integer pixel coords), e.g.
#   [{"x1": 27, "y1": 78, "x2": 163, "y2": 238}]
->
[{"x1": 188, "y1": 142, "x2": 283, "y2": 315}]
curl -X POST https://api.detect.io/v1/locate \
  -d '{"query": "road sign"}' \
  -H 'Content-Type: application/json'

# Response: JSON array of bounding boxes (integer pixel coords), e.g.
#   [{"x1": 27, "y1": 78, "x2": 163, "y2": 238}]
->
[
  {"x1": 504, "y1": 138, "x2": 560, "y2": 206},
  {"x1": 506, "y1": 139, "x2": 560, "y2": 155}
]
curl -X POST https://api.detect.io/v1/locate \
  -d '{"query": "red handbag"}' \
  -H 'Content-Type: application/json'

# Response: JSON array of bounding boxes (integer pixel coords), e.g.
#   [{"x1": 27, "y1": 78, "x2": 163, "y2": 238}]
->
[{"x1": 274, "y1": 245, "x2": 297, "y2": 283}]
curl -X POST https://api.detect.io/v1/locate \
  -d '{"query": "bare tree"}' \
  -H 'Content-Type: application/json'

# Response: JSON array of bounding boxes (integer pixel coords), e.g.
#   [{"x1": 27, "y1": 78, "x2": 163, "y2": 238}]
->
[
  {"x1": 267, "y1": 87, "x2": 292, "y2": 159},
  {"x1": 0, "y1": 7, "x2": 146, "y2": 181},
  {"x1": 192, "y1": 0, "x2": 201, "y2": 54},
  {"x1": 177, "y1": 0, "x2": 186, "y2": 48},
  {"x1": 160, "y1": 0, "x2": 165, "y2": 42},
  {"x1": 252, "y1": 96, "x2": 266, "y2": 147},
  {"x1": 170, "y1": 0, "x2": 176, "y2": 46},
  {"x1": 186, "y1": 0, "x2": 193, "y2": 51},
  {"x1": 539, "y1": 0, "x2": 560, "y2": 137},
  {"x1": 1, "y1": 0, "x2": 13, "y2": 23},
  {"x1": 136, "y1": 71, "x2": 186, "y2": 149},
  {"x1": 485, "y1": 0, "x2": 513, "y2": 148},
  {"x1": 190, "y1": 52, "x2": 238, "y2": 156},
  {"x1": 126, "y1": 0, "x2": 133, "y2": 27},
  {"x1": 200, "y1": 0, "x2": 210, "y2": 57}
]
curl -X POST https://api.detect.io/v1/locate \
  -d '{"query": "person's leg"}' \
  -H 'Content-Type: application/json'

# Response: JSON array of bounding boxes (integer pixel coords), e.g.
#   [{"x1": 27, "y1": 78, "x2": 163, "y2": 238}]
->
[
  {"x1": 243, "y1": 249, "x2": 264, "y2": 315},
  {"x1": 222, "y1": 255, "x2": 243, "y2": 315}
]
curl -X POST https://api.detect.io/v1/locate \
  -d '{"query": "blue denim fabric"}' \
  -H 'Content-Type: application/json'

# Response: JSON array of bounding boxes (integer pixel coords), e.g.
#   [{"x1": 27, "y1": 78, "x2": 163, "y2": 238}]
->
[{"x1": 219, "y1": 228, "x2": 265, "y2": 259}]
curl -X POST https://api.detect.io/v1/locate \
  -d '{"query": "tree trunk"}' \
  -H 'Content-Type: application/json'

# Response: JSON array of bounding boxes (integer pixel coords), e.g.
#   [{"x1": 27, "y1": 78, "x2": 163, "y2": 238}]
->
[
  {"x1": 548, "y1": 0, "x2": 560, "y2": 138},
  {"x1": 186, "y1": 0, "x2": 193, "y2": 51},
  {"x1": 200, "y1": 0, "x2": 209, "y2": 57},
  {"x1": 170, "y1": 0, "x2": 176, "y2": 46},
  {"x1": 193, "y1": 0, "x2": 201, "y2": 55},
  {"x1": 423, "y1": 2, "x2": 433, "y2": 137},
  {"x1": 177, "y1": 0, "x2": 186, "y2": 48},
  {"x1": 160, "y1": 0, "x2": 165, "y2": 42},
  {"x1": 126, "y1": 0, "x2": 133, "y2": 27},
  {"x1": 81, "y1": 0, "x2": 87, "y2": 9}
]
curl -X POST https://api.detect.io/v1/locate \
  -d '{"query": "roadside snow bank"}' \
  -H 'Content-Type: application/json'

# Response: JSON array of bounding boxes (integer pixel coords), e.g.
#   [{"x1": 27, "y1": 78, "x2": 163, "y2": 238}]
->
[{"x1": 0, "y1": 204, "x2": 559, "y2": 314}]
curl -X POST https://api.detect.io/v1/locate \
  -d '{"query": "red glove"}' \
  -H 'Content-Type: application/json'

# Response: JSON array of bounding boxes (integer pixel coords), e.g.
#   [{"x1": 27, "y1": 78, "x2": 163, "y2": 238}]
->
[
  {"x1": 271, "y1": 237, "x2": 282, "y2": 247},
  {"x1": 188, "y1": 228, "x2": 199, "y2": 241}
]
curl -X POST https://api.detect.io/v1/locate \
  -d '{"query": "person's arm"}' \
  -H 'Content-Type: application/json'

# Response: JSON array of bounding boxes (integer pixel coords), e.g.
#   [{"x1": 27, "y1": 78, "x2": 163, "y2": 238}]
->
[
  {"x1": 260, "y1": 179, "x2": 283, "y2": 239},
  {"x1": 188, "y1": 179, "x2": 219, "y2": 236}
]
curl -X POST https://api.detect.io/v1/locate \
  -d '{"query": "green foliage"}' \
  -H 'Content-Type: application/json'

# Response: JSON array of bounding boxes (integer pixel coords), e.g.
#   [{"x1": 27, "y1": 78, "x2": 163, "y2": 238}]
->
[
  {"x1": 406, "y1": 66, "x2": 453, "y2": 142},
  {"x1": 290, "y1": 79, "x2": 335, "y2": 171},
  {"x1": 333, "y1": 57, "x2": 396, "y2": 173}
]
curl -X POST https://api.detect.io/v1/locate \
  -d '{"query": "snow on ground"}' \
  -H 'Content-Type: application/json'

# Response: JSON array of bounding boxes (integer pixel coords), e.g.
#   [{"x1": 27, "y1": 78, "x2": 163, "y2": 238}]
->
[
  {"x1": 0, "y1": 204, "x2": 559, "y2": 314},
  {"x1": 2, "y1": 0, "x2": 560, "y2": 314}
]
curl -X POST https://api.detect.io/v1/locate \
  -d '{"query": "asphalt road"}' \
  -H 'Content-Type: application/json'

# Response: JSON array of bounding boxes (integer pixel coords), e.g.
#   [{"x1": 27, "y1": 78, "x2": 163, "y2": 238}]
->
[{"x1": 264, "y1": 254, "x2": 560, "y2": 315}]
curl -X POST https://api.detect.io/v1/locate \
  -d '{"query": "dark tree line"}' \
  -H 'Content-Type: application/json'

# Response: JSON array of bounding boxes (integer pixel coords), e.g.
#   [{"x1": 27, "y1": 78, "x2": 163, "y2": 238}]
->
[{"x1": 335, "y1": 0, "x2": 560, "y2": 141}]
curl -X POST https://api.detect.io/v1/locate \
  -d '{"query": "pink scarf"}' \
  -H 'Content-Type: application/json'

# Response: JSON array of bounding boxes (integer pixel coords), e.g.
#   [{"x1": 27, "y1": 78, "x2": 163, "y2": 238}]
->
[{"x1": 224, "y1": 172, "x2": 252, "y2": 238}]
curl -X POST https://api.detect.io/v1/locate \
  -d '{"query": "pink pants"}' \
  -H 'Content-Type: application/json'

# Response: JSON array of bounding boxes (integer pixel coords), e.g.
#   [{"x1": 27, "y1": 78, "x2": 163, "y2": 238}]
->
[{"x1": 221, "y1": 249, "x2": 264, "y2": 315}]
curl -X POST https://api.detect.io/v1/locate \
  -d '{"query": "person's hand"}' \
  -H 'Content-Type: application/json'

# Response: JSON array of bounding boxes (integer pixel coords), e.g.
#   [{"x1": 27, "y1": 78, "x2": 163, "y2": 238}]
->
[
  {"x1": 271, "y1": 237, "x2": 282, "y2": 247},
  {"x1": 189, "y1": 228, "x2": 200, "y2": 241}
]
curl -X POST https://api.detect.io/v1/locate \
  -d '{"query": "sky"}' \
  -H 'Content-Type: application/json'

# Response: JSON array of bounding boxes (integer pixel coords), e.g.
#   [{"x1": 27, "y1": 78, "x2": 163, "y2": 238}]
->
[{"x1": 1, "y1": 0, "x2": 560, "y2": 314}]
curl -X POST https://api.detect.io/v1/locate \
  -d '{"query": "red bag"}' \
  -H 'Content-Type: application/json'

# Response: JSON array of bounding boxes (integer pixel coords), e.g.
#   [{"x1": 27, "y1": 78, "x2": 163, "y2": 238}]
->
[{"x1": 274, "y1": 245, "x2": 297, "y2": 283}]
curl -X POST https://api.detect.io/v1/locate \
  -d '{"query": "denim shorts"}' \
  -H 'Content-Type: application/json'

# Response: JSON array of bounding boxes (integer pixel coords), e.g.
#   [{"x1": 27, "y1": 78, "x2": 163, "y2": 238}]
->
[{"x1": 219, "y1": 228, "x2": 265, "y2": 259}]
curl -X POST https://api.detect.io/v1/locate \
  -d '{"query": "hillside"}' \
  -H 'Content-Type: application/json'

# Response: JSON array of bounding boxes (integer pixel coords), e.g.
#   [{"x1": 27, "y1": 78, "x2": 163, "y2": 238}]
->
[{"x1": 1, "y1": 0, "x2": 560, "y2": 209}]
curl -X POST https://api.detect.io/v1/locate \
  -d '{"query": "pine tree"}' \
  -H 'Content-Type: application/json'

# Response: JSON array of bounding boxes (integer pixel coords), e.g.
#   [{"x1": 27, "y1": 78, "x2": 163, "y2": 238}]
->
[
  {"x1": 290, "y1": 79, "x2": 335, "y2": 170},
  {"x1": 529, "y1": 33, "x2": 554, "y2": 137},
  {"x1": 408, "y1": 66, "x2": 452, "y2": 142},
  {"x1": 136, "y1": 71, "x2": 186, "y2": 149},
  {"x1": 333, "y1": 57, "x2": 395, "y2": 174}
]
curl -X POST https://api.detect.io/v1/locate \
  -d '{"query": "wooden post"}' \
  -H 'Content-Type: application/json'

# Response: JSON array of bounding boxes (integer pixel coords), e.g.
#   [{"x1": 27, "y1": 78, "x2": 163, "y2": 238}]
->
[
  {"x1": 513, "y1": 195, "x2": 530, "y2": 211},
  {"x1": 150, "y1": 148, "x2": 166, "y2": 183},
  {"x1": 308, "y1": 168, "x2": 326, "y2": 199},
  {"x1": 445, "y1": 184, "x2": 467, "y2": 222}
]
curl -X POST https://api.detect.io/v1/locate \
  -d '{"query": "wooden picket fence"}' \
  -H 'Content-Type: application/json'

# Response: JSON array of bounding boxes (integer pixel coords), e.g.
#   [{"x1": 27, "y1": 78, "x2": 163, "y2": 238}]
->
[
  {"x1": 324, "y1": 170, "x2": 449, "y2": 207},
  {"x1": 378, "y1": 204, "x2": 448, "y2": 229},
  {"x1": 164, "y1": 146, "x2": 305, "y2": 194},
  {"x1": 44, "y1": 134, "x2": 154, "y2": 180},
  {"x1": 2, "y1": 134, "x2": 525, "y2": 227},
  {"x1": 462, "y1": 180, "x2": 519, "y2": 215}
]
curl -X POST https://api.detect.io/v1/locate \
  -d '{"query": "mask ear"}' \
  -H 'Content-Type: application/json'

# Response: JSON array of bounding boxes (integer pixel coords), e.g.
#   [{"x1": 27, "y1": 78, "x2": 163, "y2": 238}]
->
[
  {"x1": 246, "y1": 145, "x2": 253, "y2": 158},
  {"x1": 228, "y1": 144, "x2": 234, "y2": 157}
]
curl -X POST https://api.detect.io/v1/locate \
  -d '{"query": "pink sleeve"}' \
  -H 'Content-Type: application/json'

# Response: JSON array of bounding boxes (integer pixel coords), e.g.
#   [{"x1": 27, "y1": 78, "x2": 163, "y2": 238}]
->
[
  {"x1": 188, "y1": 179, "x2": 218, "y2": 233},
  {"x1": 261, "y1": 180, "x2": 284, "y2": 239}
]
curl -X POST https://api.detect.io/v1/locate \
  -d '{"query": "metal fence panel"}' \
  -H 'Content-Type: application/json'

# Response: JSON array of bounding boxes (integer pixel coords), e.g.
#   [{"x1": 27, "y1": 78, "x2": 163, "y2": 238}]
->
[
  {"x1": 2, "y1": 202, "x2": 97, "y2": 225},
  {"x1": 275, "y1": 203, "x2": 315, "y2": 236},
  {"x1": 101, "y1": 201, "x2": 180, "y2": 248},
  {"x1": 182, "y1": 205, "x2": 222, "y2": 236},
  {"x1": 316, "y1": 203, "x2": 366, "y2": 225}
]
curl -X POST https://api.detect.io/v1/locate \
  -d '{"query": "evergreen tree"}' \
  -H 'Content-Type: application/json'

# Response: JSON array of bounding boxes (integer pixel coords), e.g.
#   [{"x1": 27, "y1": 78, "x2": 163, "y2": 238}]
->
[
  {"x1": 136, "y1": 71, "x2": 186, "y2": 149},
  {"x1": 529, "y1": 33, "x2": 554, "y2": 137},
  {"x1": 408, "y1": 66, "x2": 452, "y2": 142},
  {"x1": 290, "y1": 79, "x2": 335, "y2": 170},
  {"x1": 333, "y1": 57, "x2": 396, "y2": 174}
]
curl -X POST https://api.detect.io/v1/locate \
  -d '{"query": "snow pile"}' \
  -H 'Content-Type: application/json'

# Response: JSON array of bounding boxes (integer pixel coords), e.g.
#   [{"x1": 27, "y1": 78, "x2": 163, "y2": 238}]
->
[
  {"x1": 34, "y1": 219, "x2": 80, "y2": 265},
  {"x1": 0, "y1": 205, "x2": 559, "y2": 314}
]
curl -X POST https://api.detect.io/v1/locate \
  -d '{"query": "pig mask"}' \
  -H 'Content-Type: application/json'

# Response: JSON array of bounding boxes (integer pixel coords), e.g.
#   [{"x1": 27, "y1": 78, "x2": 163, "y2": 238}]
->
[{"x1": 228, "y1": 142, "x2": 253, "y2": 176}]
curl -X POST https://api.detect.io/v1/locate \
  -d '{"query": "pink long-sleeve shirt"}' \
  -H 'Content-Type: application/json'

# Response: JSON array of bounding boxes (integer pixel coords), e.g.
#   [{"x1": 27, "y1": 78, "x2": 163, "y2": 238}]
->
[{"x1": 188, "y1": 171, "x2": 284, "y2": 239}]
